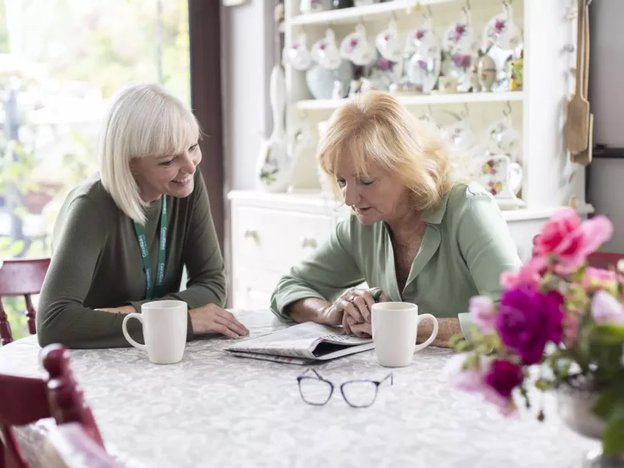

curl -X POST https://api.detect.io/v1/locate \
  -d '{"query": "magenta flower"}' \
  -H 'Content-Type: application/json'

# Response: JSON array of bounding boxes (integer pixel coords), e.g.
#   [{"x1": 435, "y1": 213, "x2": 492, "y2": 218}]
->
[
  {"x1": 484, "y1": 359, "x2": 523, "y2": 398},
  {"x1": 496, "y1": 287, "x2": 564, "y2": 364}
]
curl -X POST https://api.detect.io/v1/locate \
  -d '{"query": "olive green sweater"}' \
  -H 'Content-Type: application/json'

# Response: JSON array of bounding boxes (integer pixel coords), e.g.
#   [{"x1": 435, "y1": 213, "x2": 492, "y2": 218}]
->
[{"x1": 38, "y1": 171, "x2": 225, "y2": 348}]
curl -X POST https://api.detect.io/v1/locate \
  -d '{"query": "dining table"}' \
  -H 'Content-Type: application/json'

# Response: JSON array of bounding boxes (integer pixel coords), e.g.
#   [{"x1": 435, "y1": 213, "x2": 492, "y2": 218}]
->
[{"x1": 0, "y1": 309, "x2": 595, "y2": 468}]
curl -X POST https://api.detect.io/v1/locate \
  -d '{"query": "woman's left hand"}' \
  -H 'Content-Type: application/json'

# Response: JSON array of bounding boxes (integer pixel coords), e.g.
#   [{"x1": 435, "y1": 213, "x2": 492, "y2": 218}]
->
[
  {"x1": 346, "y1": 318, "x2": 372, "y2": 338},
  {"x1": 341, "y1": 288, "x2": 386, "y2": 337}
]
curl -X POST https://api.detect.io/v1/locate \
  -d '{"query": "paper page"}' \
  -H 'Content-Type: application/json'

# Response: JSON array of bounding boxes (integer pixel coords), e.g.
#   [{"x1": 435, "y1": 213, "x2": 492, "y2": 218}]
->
[{"x1": 225, "y1": 322, "x2": 371, "y2": 359}]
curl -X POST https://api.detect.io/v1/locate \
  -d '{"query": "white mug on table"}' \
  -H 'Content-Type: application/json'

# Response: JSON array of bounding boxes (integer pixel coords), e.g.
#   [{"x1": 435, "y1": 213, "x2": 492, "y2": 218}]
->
[
  {"x1": 371, "y1": 302, "x2": 438, "y2": 367},
  {"x1": 122, "y1": 300, "x2": 188, "y2": 364}
]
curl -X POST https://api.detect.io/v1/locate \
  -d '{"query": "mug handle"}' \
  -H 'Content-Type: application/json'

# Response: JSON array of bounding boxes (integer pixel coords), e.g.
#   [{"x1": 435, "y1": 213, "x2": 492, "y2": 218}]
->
[
  {"x1": 413, "y1": 313, "x2": 439, "y2": 352},
  {"x1": 122, "y1": 313, "x2": 146, "y2": 350}
]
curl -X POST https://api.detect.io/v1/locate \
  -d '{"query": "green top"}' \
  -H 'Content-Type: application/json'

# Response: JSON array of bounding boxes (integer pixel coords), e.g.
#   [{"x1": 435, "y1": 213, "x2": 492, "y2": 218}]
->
[
  {"x1": 270, "y1": 183, "x2": 521, "y2": 329},
  {"x1": 38, "y1": 171, "x2": 225, "y2": 349}
]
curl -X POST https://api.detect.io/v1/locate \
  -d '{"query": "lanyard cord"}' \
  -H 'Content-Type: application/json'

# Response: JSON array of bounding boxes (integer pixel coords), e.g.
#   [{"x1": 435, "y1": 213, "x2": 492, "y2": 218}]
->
[{"x1": 133, "y1": 195, "x2": 168, "y2": 299}]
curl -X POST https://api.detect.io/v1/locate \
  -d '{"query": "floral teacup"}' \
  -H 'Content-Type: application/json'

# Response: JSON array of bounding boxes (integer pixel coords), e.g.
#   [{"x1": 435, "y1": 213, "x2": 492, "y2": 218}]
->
[
  {"x1": 376, "y1": 20, "x2": 402, "y2": 62},
  {"x1": 487, "y1": 117, "x2": 521, "y2": 162},
  {"x1": 474, "y1": 154, "x2": 522, "y2": 199},
  {"x1": 340, "y1": 24, "x2": 375, "y2": 66},
  {"x1": 311, "y1": 29, "x2": 342, "y2": 70},
  {"x1": 443, "y1": 14, "x2": 474, "y2": 55},
  {"x1": 482, "y1": 3, "x2": 522, "y2": 51},
  {"x1": 286, "y1": 32, "x2": 313, "y2": 71}
]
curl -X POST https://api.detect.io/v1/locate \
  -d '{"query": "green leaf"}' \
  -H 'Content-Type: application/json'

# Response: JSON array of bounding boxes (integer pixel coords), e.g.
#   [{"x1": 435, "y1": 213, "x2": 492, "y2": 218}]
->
[
  {"x1": 592, "y1": 324, "x2": 624, "y2": 346},
  {"x1": 603, "y1": 407, "x2": 624, "y2": 455}
]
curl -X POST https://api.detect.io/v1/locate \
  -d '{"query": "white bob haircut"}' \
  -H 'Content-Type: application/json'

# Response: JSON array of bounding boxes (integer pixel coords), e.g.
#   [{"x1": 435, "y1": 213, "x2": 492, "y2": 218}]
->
[{"x1": 99, "y1": 83, "x2": 200, "y2": 225}]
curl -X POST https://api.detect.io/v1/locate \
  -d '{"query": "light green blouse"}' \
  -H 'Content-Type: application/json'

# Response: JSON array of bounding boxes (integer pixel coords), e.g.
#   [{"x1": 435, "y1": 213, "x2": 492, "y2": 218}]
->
[{"x1": 270, "y1": 183, "x2": 521, "y2": 328}]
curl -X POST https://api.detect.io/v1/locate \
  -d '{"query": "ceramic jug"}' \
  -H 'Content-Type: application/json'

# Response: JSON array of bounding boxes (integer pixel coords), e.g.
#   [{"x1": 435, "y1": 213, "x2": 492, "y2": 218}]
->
[
  {"x1": 473, "y1": 154, "x2": 522, "y2": 200},
  {"x1": 256, "y1": 65, "x2": 292, "y2": 192}
]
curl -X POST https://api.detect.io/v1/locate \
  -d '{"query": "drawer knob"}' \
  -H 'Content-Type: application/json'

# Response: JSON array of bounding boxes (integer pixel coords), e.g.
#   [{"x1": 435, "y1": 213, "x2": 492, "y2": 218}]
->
[
  {"x1": 301, "y1": 237, "x2": 318, "y2": 249},
  {"x1": 243, "y1": 229, "x2": 259, "y2": 242}
]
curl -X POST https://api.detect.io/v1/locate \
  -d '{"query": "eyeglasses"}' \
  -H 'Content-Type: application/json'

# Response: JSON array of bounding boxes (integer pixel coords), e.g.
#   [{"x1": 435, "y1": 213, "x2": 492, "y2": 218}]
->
[{"x1": 296, "y1": 369, "x2": 393, "y2": 408}]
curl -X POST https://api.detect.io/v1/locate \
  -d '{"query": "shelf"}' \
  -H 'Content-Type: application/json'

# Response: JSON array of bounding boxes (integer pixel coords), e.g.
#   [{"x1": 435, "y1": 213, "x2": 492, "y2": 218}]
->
[
  {"x1": 289, "y1": 0, "x2": 454, "y2": 26},
  {"x1": 229, "y1": 191, "x2": 595, "y2": 221},
  {"x1": 295, "y1": 91, "x2": 524, "y2": 111}
]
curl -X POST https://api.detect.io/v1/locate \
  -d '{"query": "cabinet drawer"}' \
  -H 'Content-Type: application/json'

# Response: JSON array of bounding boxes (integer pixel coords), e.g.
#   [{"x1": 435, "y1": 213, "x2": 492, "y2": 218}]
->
[
  {"x1": 231, "y1": 268, "x2": 282, "y2": 310},
  {"x1": 232, "y1": 206, "x2": 333, "y2": 274}
]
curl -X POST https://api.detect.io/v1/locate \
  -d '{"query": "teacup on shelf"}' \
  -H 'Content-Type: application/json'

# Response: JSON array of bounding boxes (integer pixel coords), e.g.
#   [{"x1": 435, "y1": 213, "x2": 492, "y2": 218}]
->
[
  {"x1": 376, "y1": 20, "x2": 402, "y2": 63},
  {"x1": 311, "y1": 29, "x2": 342, "y2": 70},
  {"x1": 473, "y1": 154, "x2": 522, "y2": 200},
  {"x1": 482, "y1": 2, "x2": 522, "y2": 51},
  {"x1": 286, "y1": 32, "x2": 313, "y2": 71},
  {"x1": 340, "y1": 24, "x2": 375, "y2": 66}
]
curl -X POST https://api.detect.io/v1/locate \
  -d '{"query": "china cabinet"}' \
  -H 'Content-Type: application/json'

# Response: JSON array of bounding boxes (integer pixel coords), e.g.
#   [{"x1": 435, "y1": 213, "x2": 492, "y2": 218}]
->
[{"x1": 228, "y1": 0, "x2": 592, "y2": 308}]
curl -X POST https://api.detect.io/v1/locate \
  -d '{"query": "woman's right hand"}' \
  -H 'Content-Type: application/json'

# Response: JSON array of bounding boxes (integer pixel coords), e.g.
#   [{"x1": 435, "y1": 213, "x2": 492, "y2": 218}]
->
[
  {"x1": 189, "y1": 304, "x2": 249, "y2": 338},
  {"x1": 322, "y1": 288, "x2": 385, "y2": 334},
  {"x1": 340, "y1": 288, "x2": 387, "y2": 335}
]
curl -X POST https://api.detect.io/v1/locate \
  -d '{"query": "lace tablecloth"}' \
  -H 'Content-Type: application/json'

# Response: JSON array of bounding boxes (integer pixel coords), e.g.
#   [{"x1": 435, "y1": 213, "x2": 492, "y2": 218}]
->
[{"x1": 0, "y1": 310, "x2": 595, "y2": 468}]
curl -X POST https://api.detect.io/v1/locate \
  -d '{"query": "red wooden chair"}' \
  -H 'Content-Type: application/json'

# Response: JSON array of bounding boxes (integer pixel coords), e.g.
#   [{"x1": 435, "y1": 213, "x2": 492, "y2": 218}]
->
[
  {"x1": 44, "y1": 423, "x2": 118, "y2": 468},
  {"x1": 587, "y1": 252, "x2": 624, "y2": 270},
  {"x1": 0, "y1": 258, "x2": 51, "y2": 346},
  {"x1": 0, "y1": 344, "x2": 116, "y2": 468}
]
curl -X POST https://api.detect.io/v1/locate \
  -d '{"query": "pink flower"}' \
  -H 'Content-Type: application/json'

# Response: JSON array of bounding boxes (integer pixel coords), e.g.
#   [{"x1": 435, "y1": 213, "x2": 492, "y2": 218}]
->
[
  {"x1": 562, "y1": 312, "x2": 580, "y2": 346},
  {"x1": 583, "y1": 267, "x2": 618, "y2": 290},
  {"x1": 533, "y1": 209, "x2": 613, "y2": 271},
  {"x1": 591, "y1": 291, "x2": 624, "y2": 324},
  {"x1": 500, "y1": 257, "x2": 544, "y2": 289},
  {"x1": 469, "y1": 296, "x2": 496, "y2": 333}
]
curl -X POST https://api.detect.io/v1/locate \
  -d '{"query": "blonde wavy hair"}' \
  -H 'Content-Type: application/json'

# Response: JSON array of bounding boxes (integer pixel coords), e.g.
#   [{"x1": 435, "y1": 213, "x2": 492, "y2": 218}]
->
[
  {"x1": 99, "y1": 83, "x2": 200, "y2": 225},
  {"x1": 317, "y1": 91, "x2": 455, "y2": 212}
]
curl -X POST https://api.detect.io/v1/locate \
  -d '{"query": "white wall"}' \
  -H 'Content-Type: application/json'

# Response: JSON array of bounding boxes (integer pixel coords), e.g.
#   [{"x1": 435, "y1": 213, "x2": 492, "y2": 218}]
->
[
  {"x1": 589, "y1": 0, "x2": 624, "y2": 148},
  {"x1": 587, "y1": 0, "x2": 624, "y2": 253},
  {"x1": 221, "y1": 1, "x2": 274, "y2": 192}
]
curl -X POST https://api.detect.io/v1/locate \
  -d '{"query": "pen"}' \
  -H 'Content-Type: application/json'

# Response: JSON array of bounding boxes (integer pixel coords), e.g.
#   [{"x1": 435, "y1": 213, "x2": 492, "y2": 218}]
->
[{"x1": 372, "y1": 289, "x2": 382, "y2": 302}]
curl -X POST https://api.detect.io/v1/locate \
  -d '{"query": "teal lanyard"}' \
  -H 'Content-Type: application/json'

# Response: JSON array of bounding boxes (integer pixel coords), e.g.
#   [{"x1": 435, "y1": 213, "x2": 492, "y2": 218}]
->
[{"x1": 133, "y1": 195, "x2": 168, "y2": 299}]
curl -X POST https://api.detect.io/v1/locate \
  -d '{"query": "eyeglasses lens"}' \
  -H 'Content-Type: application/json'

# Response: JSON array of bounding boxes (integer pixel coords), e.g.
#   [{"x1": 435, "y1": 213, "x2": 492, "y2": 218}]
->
[
  {"x1": 299, "y1": 377, "x2": 332, "y2": 405},
  {"x1": 340, "y1": 381, "x2": 378, "y2": 408}
]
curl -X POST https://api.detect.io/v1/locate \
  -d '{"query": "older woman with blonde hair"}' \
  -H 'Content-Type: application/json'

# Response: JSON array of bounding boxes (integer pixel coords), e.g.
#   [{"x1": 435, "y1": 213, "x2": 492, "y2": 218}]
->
[
  {"x1": 38, "y1": 83, "x2": 248, "y2": 348},
  {"x1": 270, "y1": 91, "x2": 520, "y2": 346}
]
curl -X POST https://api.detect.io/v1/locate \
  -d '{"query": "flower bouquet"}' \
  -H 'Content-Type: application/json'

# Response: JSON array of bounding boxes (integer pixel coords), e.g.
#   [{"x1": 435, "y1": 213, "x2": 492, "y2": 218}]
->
[{"x1": 449, "y1": 208, "x2": 624, "y2": 456}]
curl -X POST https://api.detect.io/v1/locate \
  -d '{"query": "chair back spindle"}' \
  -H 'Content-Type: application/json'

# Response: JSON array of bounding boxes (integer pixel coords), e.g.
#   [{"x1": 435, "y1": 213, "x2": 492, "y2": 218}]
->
[
  {"x1": 0, "y1": 258, "x2": 51, "y2": 345},
  {"x1": 0, "y1": 344, "x2": 111, "y2": 468}
]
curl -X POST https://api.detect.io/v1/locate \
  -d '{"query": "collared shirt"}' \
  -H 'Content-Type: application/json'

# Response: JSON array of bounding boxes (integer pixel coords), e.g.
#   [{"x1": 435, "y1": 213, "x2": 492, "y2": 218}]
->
[{"x1": 270, "y1": 183, "x2": 521, "y2": 323}]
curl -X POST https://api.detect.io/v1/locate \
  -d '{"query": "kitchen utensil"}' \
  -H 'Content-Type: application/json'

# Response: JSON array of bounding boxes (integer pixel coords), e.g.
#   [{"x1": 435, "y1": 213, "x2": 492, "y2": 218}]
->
[{"x1": 565, "y1": 0, "x2": 590, "y2": 155}]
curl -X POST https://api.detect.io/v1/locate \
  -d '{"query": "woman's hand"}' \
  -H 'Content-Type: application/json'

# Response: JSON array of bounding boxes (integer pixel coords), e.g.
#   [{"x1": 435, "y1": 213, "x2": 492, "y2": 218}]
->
[
  {"x1": 339, "y1": 288, "x2": 387, "y2": 336},
  {"x1": 189, "y1": 304, "x2": 249, "y2": 338}
]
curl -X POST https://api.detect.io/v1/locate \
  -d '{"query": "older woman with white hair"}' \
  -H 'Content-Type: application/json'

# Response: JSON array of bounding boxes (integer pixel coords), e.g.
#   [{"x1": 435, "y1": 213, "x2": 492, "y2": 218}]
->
[
  {"x1": 270, "y1": 91, "x2": 521, "y2": 347},
  {"x1": 38, "y1": 83, "x2": 248, "y2": 348}
]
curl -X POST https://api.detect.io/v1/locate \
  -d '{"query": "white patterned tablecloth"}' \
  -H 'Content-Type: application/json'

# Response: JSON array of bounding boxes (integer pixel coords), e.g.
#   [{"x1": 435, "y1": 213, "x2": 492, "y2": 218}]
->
[{"x1": 0, "y1": 310, "x2": 595, "y2": 468}]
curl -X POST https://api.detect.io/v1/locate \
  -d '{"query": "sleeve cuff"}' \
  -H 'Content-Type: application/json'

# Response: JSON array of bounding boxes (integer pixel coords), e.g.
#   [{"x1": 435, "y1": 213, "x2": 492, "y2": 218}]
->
[{"x1": 457, "y1": 312, "x2": 473, "y2": 342}]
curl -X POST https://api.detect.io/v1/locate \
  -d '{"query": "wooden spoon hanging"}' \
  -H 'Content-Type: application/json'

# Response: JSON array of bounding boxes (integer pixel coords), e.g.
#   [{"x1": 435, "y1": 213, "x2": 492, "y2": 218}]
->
[
  {"x1": 571, "y1": 0, "x2": 593, "y2": 166},
  {"x1": 565, "y1": 0, "x2": 590, "y2": 155}
]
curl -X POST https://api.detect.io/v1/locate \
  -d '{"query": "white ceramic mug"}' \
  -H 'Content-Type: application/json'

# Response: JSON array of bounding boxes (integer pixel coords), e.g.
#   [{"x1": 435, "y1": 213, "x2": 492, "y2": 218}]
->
[
  {"x1": 122, "y1": 300, "x2": 188, "y2": 364},
  {"x1": 371, "y1": 302, "x2": 439, "y2": 367}
]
